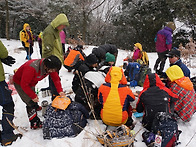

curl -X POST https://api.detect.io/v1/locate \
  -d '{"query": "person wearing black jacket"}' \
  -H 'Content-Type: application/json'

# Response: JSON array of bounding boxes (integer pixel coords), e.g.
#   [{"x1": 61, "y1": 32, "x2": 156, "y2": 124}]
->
[
  {"x1": 92, "y1": 44, "x2": 118, "y2": 64},
  {"x1": 72, "y1": 54, "x2": 98, "y2": 93},
  {"x1": 136, "y1": 73, "x2": 178, "y2": 131}
]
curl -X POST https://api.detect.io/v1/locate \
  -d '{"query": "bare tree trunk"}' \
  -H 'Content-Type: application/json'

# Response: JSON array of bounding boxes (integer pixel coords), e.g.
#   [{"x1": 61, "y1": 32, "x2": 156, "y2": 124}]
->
[{"x1": 5, "y1": 0, "x2": 10, "y2": 40}]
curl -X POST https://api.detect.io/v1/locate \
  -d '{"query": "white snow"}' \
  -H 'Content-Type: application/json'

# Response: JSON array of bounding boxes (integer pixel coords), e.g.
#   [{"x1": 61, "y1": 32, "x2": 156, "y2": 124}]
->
[{"x1": 1, "y1": 38, "x2": 196, "y2": 147}]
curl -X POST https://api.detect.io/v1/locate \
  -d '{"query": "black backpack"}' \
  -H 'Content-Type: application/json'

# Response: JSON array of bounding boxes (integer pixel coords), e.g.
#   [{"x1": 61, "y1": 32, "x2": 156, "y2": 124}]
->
[
  {"x1": 190, "y1": 76, "x2": 196, "y2": 91},
  {"x1": 142, "y1": 112, "x2": 181, "y2": 147}
]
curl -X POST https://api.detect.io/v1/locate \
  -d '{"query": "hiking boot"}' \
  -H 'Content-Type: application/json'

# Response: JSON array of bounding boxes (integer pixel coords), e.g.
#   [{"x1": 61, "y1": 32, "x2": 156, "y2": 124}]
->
[
  {"x1": 1, "y1": 134, "x2": 22, "y2": 146},
  {"x1": 31, "y1": 120, "x2": 42, "y2": 129}
]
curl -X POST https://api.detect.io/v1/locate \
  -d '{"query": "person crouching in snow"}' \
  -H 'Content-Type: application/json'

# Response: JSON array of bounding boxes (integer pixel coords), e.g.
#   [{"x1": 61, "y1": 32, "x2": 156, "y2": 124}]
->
[
  {"x1": 97, "y1": 52, "x2": 116, "y2": 74},
  {"x1": 123, "y1": 43, "x2": 143, "y2": 69},
  {"x1": 166, "y1": 65, "x2": 196, "y2": 122},
  {"x1": 136, "y1": 73, "x2": 178, "y2": 131},
  {"x1": 13, "y1": 55, "x2": 65, "y2": 129},
  {"x1": 98, "y1": 66, "x2": 135, "y2": 127}
]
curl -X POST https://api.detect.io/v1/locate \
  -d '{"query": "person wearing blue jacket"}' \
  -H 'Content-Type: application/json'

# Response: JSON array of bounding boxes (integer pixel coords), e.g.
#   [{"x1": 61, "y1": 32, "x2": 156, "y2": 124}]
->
[{"x1": 166, "y1": 49, "x2": 190, "y2": 78}]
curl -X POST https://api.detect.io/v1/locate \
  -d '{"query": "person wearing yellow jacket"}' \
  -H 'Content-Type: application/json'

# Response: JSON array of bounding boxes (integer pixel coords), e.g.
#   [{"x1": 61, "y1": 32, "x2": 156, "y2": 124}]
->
[
  {"x1": 166, "y1": 65, "x2": 196, "y2": 121},
  {"x1": 20, "y1": 23, "x2": 34, "y2": 60},
  {"x1": 98, "y1": 66, "x2": 135, "y2": 127}
]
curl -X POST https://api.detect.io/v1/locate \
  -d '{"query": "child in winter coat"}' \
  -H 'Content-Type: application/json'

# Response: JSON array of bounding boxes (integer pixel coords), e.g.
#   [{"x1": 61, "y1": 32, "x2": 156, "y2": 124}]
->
[
  {"x1": 98, "y1": 66, "x2": 135, "y2": 127},
  {"x1": 13, "y1": 55, "x2": 65, "y2": 129},
  {"x1": 166, "y1": 65, "x2": 196, "y2": 122},
  {"x1": 136, "y1": 73, "x2": 178, "y2": 131}
]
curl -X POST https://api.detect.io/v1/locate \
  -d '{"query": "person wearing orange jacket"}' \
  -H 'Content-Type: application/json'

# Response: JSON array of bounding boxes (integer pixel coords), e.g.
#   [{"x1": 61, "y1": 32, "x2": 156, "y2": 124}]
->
[
  {"x1": 166, "y1": 65, "x2": 196, "y2": 122},
  {"x1": 20, "y1": 23, "x2": 34, "y2": 60},
  {"x1": 98, "y1": 66, "x2": 135, "y2": 127},
  {"x1": 64, "y1": 45, "x2": 85, "y2": 72}
]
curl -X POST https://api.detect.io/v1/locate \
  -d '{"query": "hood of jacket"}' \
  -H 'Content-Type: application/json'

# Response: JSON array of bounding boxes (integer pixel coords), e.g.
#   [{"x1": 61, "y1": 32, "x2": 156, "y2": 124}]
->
[
  {"x1": 105, "y1": 66, "x2": 127, "y2": 84},
  {"x1": 23, "y1": 23, "x2": 30, "y2": 31},
  {"x1": 134, "y1": 43, "x2": 142, "y2": 51},
  {"x1": 51, "y1": 13, "x2": 69, "y2": 29},
  {"x1": 166, "y1": 65, "x2": 193, "y2": 90},
  {"x1": 143, "y1": 73, "x2": 165, "y2": 89}
]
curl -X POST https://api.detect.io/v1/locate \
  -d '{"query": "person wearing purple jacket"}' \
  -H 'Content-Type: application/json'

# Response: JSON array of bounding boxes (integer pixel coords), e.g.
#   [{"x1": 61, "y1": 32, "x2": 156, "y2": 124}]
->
[{"x1": 154, "y1": 22, "x2": 176, "y2": 75}]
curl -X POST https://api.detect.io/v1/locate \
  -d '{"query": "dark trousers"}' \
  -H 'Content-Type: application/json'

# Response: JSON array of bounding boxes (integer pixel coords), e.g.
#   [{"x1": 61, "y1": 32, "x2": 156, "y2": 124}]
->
[
  {"x1": 49, "y1": 75, "x2": 59, "y2": 101},
  {"x1": 154, "y1": 50, "x2": 168, "y2": 72},
  {"x1": 0, "y1": 81, "x2": 15, "y2": 140}
]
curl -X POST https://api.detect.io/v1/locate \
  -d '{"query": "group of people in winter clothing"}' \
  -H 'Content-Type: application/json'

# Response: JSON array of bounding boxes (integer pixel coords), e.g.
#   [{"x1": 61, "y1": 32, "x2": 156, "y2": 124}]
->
[{"x1": 1, "y1": 13, "x2": 196, "y2": 147}]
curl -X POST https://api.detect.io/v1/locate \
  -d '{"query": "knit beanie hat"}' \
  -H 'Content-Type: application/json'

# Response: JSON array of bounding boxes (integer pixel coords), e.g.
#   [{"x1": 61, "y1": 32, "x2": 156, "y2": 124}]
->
[
  {"x1": 85, "y1": 54, "x2": 99, "y2": 65},
  {"x1": 166, "y1": 22, "x2": 176, "y2": 31},
  {"x1": 43, "y1": 55, "x2": 62, "y2": 71},
  {"x1": 105, "y1": 52, "x2": 115, "y2": 62}
]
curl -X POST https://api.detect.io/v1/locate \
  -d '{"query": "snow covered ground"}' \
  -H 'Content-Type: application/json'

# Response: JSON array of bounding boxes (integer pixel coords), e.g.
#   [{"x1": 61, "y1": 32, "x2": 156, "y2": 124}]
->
[{"x1": 1, "y1": 38, "x2": 196, "y2": 147}]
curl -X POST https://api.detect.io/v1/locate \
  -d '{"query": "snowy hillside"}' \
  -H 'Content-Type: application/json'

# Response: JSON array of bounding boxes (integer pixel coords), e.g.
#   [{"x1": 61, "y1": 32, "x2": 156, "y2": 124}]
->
[{"x1": 1, "y1": 38, "x2": 196, "y2": 147}]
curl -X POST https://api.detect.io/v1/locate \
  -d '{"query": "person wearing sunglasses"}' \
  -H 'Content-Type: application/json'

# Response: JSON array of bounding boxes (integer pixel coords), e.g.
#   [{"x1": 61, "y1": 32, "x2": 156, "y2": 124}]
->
[{"x1": 166, "y1": 49, "x2": 190, "y2": 78}]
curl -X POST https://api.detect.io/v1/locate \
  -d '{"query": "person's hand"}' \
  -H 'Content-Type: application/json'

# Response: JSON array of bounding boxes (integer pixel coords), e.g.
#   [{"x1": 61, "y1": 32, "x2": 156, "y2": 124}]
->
[
  {"x1": 32, "y1": 96, "x2": 39, "y2": 102},
  {"x1": 59, "y1": 92, "x2": 65, "y2": 96},
  {"x1": 1, "y1": 56, "x2": 16, "y2": 66}
]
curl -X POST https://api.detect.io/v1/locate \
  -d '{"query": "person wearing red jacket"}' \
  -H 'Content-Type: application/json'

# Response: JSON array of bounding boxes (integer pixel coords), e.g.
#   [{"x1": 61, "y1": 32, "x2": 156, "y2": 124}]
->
[
  {"x1": 136, "y1": 73, "x2": 178, "y2": 131},
  {"x1": 13, "y1": 55, "x2": 65, "y2": 129}
]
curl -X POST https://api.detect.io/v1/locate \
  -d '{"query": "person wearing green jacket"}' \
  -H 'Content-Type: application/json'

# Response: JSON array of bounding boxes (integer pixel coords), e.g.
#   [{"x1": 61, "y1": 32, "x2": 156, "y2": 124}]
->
[
  {"x1": 42, "y1": 13, "x2": 69, "y2": 100},
  {"x1": 0, "y1": 40, "x2": 22, "y2": 146}
]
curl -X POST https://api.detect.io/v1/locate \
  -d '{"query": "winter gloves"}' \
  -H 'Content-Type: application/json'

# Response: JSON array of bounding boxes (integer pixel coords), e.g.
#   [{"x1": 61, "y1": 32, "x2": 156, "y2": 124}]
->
[{"x1": 1, "y1": 56, "x2": 15, "y2": 66}]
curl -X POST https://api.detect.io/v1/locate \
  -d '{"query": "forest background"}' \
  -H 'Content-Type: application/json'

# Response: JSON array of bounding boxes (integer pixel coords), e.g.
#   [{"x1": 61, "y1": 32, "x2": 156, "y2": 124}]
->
[{"x1": 0, "y1": 0, "x2": 196, "y2": 51}]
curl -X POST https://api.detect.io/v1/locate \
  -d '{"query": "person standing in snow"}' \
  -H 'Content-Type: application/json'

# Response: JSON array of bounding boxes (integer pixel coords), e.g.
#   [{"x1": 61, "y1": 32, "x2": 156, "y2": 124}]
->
[
  {"x1": 42, "y1": 13, "x2": 69, "y2": 100},
  {"x1": 165, "y1": 65, "x2": 196, "y2": 122},
  {"x1": 37, "y1": 31, "x2": 42, "y2": 58},
  {"x1": 154, "y1": 22, "x2": 176, "y2": 75},
  {"x1": 13, "y1": 55, "x2": 65, "y2": 129},
  {"x1": 20, "y1": 23, "x2": 34, "y2": 60},
  {"x1": 0, "y1": 40, "x2": 22, "y2": 146}
]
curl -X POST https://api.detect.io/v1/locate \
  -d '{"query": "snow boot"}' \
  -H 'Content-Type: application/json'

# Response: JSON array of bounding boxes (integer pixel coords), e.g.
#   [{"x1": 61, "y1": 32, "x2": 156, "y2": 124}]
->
[{"x1": 1, "y1": 134, "x2": 22, "y2": 146}]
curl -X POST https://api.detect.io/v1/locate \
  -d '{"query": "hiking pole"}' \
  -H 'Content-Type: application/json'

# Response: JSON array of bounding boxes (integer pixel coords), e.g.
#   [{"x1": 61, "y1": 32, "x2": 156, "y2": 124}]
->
[
  {"x1": 185, "y1": 131, "x2": 196, "y2": 147},
  {"x1": 75, "y1": 70, "x2": 102, "y2": 134},
  {"x1": 76, "y1": 70, "x2": 96, "y2": 119}
]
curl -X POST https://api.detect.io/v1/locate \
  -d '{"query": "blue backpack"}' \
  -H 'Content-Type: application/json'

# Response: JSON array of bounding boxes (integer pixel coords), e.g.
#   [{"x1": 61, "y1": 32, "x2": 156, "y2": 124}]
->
[{"x1": 125, "y1": 62, "x2": 140, "y2": 87}]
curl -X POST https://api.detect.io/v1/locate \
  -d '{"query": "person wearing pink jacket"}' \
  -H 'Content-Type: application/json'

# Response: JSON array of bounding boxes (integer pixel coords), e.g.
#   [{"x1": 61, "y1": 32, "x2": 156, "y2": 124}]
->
[{"x1": 59, "y1": 30, "x2": 66, "y2": 54}]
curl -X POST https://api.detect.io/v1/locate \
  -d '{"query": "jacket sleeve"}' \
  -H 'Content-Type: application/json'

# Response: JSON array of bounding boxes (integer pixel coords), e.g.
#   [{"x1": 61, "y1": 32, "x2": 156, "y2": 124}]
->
[
  {"x1": 136, "y1": 94, "x2": 144, "y2": 113},
  {"x1": 21, "y1": 31, "x2": 27, "y2": 43},
  {"x1": 49, "y1": 72, "x2": 63, "y2": 93},
  {"x1": 166, "y1": 33, "x2": 172, "y2": 50},
  {"x1": 0, "y1": 41, "x2": 8, "y2": 59}
]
